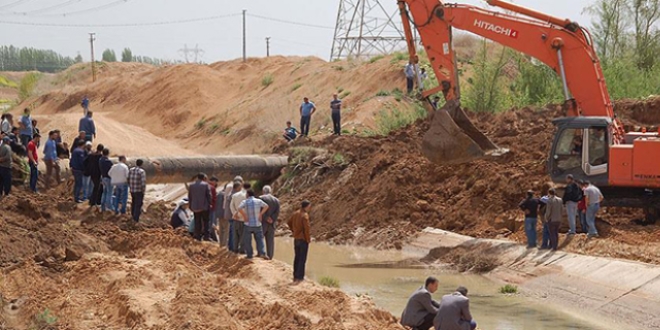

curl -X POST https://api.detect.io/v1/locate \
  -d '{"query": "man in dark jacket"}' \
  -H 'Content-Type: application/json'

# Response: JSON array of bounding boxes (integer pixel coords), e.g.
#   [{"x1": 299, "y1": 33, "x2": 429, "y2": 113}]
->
[
  {"x1": 70, "y1": 140, "x2": 87, "y2": 203},
  {"x1": 401, "y1": 277, "x2": 440, "y2": 330},
  {"x1": 562, "y1": 174, "x2": 582, "y2": 235},
  {"x1": 259, "y1": 185, "x2": 280, "y2": 260},
  {"x1": 519, "y1": 190, "x2": 540, "y2": 248},
  {"x1": 99, "y1": 148, "x2": 114, "y2": 212},
  {"x1": 188, "y1": 173, "x2": 212, "y2": 241},
  {"x1": 85, "y1": 144, "x2": 104, "y2": 207}
]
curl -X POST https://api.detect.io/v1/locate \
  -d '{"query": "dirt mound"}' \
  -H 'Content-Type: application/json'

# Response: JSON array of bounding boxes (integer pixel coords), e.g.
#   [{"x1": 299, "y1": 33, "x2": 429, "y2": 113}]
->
[
  {"x1": 274, "y1": 98, "x2": 660, "y2": 263},
  {"x1": 0, "y1": 190, "x2": 402, "y2": 330}
]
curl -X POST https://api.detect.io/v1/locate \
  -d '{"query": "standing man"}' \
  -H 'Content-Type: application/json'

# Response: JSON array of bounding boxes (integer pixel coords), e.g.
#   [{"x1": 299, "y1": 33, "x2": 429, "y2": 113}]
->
[
  {"x1": 582, "y1": 181, "x2": 604, "y2": 238},
  {"x1": 0, "y1": 136, "x2": 12, "y2": 198},
  {"x1": 231, "y1": 182, "x2": 250, "y2": 252},
  {"x1": 18, "y1": 108, "x2": 33, "y2": 147},
  {"x1": 86, "y1": 144, "x2": 104, "y2": 207},
  {"x1": 70, "y1": 132, "x2": 86, "y2": 154},
  {"x1": 400, "y1": 277, "x2": 440, "y2": 330},
  {"x1": 563, "y1": 174, "x2": 582, "y2": 235},
  {"x1": 70, "y1": 140, "x2": 87, "y2": 203},
  {"x1": 81, "y1": 95, "x2": 90, "y2": 115},
  {"x1": 79, "y1": 111, "x2": 96, "y2": 142},
  {"x1": 239, "y1": 189, "x2": 269, "y2": 259},
  {"x1": 26, "y1": 133, "x2": 40, "y2": 193},
  {"x1": 108, "y1": 156, "x2": 129, "y2": 214},
  {"x1": 81, "y1": 141, "x2": 93, "y2": 200},
  {"x1": 43, "y1": 131, "x2": 60, "y2": 190},
  {"x1": 299, "y1": 97, "x2": 316, "y2": 138},
  {"x1": 519, "y1": 190, "x2": 540, "y2": 248},
  {"x1": 259, "y1": 185, "x2": 280, "y2": 260},
  {"x1": 330, "y1": 94, "x2": 342, "y2": 136},
  {"x1": 188, "y1": 173, "x2": 212, "y2": 241},
  {"x1": 99, "y1": 148, "x2": 114, "y2": 212},
  {"x1": 434, "y1": 287, "x2": 477, "y2": 330},
  {"x1": 287, "y1": 200, "x2": 312, "y2": 282},
  {"x1": 405, "y1": 59, "x2": 416, "y2": 94},
  {"x1": 224, "y1": 176, "x2": 243, "y2": 249},
  {"x1": 31, "y1": 119, "x2": 40, "y2": 139},
  {"x1": 545, "y1": 188, "x2": 564, "y2": 251},
  {"x1": 1, "y1": 114, "x2": 12, "y2": 135},
  {"x1": 128, "y1": 159, "x2": 147, "y2": 222}
]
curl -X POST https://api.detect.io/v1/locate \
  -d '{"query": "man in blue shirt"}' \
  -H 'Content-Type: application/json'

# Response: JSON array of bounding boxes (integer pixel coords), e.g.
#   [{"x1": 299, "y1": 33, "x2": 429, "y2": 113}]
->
[
  {"x1": 70, "y1": 140, "x2": 87, "y2": 203},
  {"x1": 239, "y1": 189, "x2": 269, "y2": 259},
  {"x1": 81, "y1": 96, "x2": 90, "y2": 115},
  {"x1": 299, "y1": 97, "x2": 316, "y2": 137},
  {"x1": 19, "y1": 108, "x2": 33, "y2": 147},
  {"x1": 283, "y1": 121, "x2": 299, "y2": 142},
  {"x1": 43, "y1": 130, "x2": 60, "y2": 190},
  {"x1": 79, "y1": 111, "x2": 96, "y2": 142}
]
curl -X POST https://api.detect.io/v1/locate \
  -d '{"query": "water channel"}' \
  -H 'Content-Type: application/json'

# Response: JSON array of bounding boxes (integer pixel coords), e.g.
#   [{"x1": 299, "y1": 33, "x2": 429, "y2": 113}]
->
[{"x1": 273, "y1": 237, "x2": 619, "y2": 330}]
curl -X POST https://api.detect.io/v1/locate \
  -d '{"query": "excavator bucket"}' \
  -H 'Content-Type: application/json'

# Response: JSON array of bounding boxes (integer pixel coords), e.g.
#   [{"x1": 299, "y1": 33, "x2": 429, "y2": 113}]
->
[{"x1": 421, "y1": 100, "x2": 500, "y2": 165}]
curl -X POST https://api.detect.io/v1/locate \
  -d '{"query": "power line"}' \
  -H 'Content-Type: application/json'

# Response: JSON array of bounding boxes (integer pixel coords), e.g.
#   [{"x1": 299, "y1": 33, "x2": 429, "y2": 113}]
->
[
  {"x1": 246, "y1": 13, "x2": 335, "y2": 30},
  {"x1": 0, "y1": 0, "x2": 35, "y2": 11},
  {"x1": 23, "y1": 0, "x2": 83, "y2": 15},
  {"x1": 0, "y1": 13, "x2": 241, "y2": 27},
  {"x1": 42, "y1": 0, "x2": 130, "y2": 17}
]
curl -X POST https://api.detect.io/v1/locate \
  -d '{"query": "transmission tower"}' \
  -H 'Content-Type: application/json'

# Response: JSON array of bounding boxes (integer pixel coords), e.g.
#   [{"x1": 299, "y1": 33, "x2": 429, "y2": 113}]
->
[
  {"x1": 178, "y1": 44, "x2": 205, "y2": 63},
  {"x1": 330, "y1": 0, "x2": 407, "y2": 61}
]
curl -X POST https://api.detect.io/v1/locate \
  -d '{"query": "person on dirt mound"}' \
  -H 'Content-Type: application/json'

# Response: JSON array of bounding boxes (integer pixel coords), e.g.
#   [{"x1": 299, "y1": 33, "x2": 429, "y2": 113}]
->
[
  {"x1": 128, "y1": 159, "x2": 147, "y2": 222},
  {"x1": 330, "y1": 94, "x2": 342, "y2": 136},
  {"x1": 108, "y1": 155, "x2": 130, "y2": 214},
  {"x1": 18, "y1": 108, "x2": 33, "y2": 148},
  {"x1": 400, "y1": 276, "x2": 440, "y2": 330},
  {"x1": 519, "y1": 190, "x2": 541, "y2": 248},
  {"x1": 0, "y1": 113, "x2": 12, "y2": 135},
  {"x1": 299, "y1": 97, "x2": 316, "y2": 138},
  {"x1": 283, "y1": 121, "x2": 299, "y2": 142},
  {"x1": 0, "y1": 136, "x2": 13, "y2": 198},
  {"x1": 81, "y1": 96, "x2": 90, "y2": 115},
  {"x1": 171, "y1": 198, "x2": 193, "y2": 229},
  {"x1": 188, "y1": 172, "x2": 212, "y2": 241},
  {"x1": 43, "y1": 131, "x2": 60, "y2": 190},
  {"x1": 26, "y1": 133, "x2": 40, "y2": 193},
  {"x1": 70, "y1": 132, "x2": 86, "y2": 154},
  {"x1": 70, "y1": 140, "x2": 87, "y2": 203},
  {"x1": 78, "y1": 111, "x2": 96, "y2": 143},
  {"x1": 85, "y1": 144, "x2": 104, "y2": 207},
  {"x1": 99, "y1": 148, "x2": 113, "y2": 212}
]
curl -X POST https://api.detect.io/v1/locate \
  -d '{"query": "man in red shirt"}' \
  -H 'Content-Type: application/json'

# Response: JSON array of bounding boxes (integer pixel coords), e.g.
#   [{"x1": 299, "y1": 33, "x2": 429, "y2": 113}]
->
[{"x1": 27, "y1": 133, "x2": 40, "y2": 192}]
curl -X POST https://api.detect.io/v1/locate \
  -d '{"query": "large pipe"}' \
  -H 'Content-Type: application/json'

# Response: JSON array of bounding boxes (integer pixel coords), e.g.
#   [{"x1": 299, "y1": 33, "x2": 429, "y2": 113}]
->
[{"x1": 120, "y1": 155, "x2": 288, "y2": 184}]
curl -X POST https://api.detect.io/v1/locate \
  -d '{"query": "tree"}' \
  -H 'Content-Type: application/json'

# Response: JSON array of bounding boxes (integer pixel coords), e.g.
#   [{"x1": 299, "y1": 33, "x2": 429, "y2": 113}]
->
[
  {"x1": 75, "y1": 53, "x2": 83, "y2": 63},
  {"x1": 585, "y1": 0, "x2": 628, "y2": 60},
  {"x1": 463, "y1": 40, "x2": 511, "y2": 113},
  {"x1": 121, "y1": 48, "x2": 133, "y2": 62},
  {"x1": 0, "y1": 45, "x2": 76, "y2": 72},
  {"x1": 102, "y1": 49, "x2": 116, "y2": 62}
]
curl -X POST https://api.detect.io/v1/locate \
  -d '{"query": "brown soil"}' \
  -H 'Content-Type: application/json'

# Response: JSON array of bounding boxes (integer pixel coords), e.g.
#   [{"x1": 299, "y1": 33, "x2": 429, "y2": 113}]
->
[
  {"x1": 0, "y1": 190, "x2": 401, "y2": 330},
  {"x1": 273, "y1": 99, "x2": 660, "y2": 264}
]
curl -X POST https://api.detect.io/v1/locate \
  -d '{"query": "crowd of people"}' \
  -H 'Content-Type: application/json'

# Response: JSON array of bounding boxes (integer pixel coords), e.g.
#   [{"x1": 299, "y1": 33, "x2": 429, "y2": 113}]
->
[
  {"x1": 401, "y1": 277, "x2": 477, "y2": 330},
  {"x1": 519, "y1": 174, "x2": 605, "y2": 250}
]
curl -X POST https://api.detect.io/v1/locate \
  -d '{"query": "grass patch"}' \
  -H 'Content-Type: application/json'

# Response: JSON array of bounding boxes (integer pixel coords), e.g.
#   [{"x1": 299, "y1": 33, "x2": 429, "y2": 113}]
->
[
  {"x1": 332, "y1": 153, "x2": 346, "y2": 166},
  {"x1": 291, "y1": 83, "x2": 302, "y2": 92},
  {"x1": 390, "y1": 51, "x2": 407, "y2": 64},
  {"x1": 0, "y1": 75, "x2": 18, "y2": 88},
  {"x1": 33, "y1": 308, "x2": 58, "y2": 328},
  {"x1": 206, "y1": 122, "x2": 221, "y2": 134},
  {"x1": 368, "y1": 55, "x2": 384, "y2": 63},
  {"x1": 290, "y1": 147, "x2": 318, "y2": 164},
  {"x1": 195, "y1": 117, "x2": 207, "y2": 129},
  {"x1": 392, "y1": 88, "x2": 404, "y2": 102},
  {"x1": 499, "y1": 284, "x2": 518, "y2": 294},
  {"x1": 375, "y1": 102, "x2": 427, "y2": 135},
  {"x1": 261, "y1": 73, "x2": 274, "y2": 87},
  {"x1": 18, "y1": 72, "x2": 41, "y2": 102},
  {"x1": 319, "y1": 276, "x2": 340, "y2": 288},
  {"x1": 339, "y1": 91, "x2": 351, "y2": 99},
  {"x1": 332, "y1": 65, "x2": 344, "y2": 71},
  {"x1": 337, "y1": 87, "x2": 344, "y2": 93},
  {"x1": 375, "y1": 90, "x2": 391, "y2": 97}
]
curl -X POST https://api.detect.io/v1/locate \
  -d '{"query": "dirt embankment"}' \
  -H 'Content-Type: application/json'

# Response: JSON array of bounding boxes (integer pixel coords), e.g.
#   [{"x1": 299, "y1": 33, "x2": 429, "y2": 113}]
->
[
  {"x1": 0, "y1": 190, "x2": 401, "y2": 330},
  {"x1": 273, "y1": 99, "x2": 660, "y2": 264}
]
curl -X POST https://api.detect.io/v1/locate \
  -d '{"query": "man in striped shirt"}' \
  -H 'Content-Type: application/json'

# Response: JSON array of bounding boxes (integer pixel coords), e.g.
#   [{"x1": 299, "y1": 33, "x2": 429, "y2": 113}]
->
[
  {"x1": 128, "y1": 159, "x2": 147, "y2": 222},
  {"x1": 239, "y1": 189, "x2": 269, "y2": 259}
]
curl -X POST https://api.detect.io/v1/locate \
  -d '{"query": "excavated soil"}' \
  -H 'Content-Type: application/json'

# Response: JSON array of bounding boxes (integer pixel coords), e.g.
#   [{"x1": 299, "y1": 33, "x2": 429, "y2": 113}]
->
[
  {"x1": 0, "y1": 190, "x2": 401, "y2": 330},
  {"x1": 274, "y1": 99, "x2": 660, "y2": 264}
]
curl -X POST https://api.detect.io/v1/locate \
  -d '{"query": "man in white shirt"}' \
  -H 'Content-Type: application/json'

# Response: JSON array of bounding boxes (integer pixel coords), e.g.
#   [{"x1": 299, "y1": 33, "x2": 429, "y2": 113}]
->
[
  {"x1": 108, "y1": 156, "x2": 129, "y2": 215},
  {"x1": 230, "y1": 182, "x2": 249, "y2": 253},
  {"x1": 581, "y1": 180, "x2": 604, "y2": 238}
]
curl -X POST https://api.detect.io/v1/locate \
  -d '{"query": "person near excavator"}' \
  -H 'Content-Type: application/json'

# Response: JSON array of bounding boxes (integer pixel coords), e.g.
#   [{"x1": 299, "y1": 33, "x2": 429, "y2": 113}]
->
[
  {"x1": 431, "y1": 96, "x2": 441, "y2": 109},
  {"x1": 400, "y1": 277, "x2": 440, "y2": 330},
  {"x1": 563, "y1": 174, "x2": 583, "y2": 235},
  {"x1": 299, "y1": 97, "x2": 316, "y2": 138},
  {"x1": 404, "y1": 59, "x2": 417, "y2": 94},
  {"x1": 582, "y1": 180, "x2": 604, "y2": 238},
  {"x1": 434, "y1": 286, "x2": 477, "y2": 330},
  {"x1": 283, "y1": 121, "x2": 299, "y2": 142},
  {"x1": 577, "y1": 180, "x2": 588, "y2": 233},
  {"x1": 519, "y1": 190, "x2": 541, "y2": 248},
  {"x1": 544, "y1": 188, "x2": 564, "y2": 251},
  {"x1": 330, "y1": 93, "x2": 342, "y2": 136},
  {"x1": 538, "y1": 194, "x2": 550, "y2": 249}
]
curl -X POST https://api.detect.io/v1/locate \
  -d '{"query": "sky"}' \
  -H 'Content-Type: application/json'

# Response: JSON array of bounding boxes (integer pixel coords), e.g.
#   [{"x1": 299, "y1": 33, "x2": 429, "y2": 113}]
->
[{"x1": 0, "y1": 0, "x2": 597, "y2": 63}]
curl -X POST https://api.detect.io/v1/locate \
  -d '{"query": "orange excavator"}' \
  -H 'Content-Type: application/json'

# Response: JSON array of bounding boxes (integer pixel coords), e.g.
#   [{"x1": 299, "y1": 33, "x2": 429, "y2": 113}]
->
[{"x1": 398, "y1": 0, "x2": 660, "y2": 222}]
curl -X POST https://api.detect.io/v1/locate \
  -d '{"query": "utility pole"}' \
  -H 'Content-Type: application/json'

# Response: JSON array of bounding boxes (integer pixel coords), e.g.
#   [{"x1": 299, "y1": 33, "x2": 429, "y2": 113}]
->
[
  {"x1": 242, "y1": 9, "x2": 247, "y2": 61},
  {"x1": 89, "y1": 33, "x2": 96, "y2": 82},
  {"x1": 266, "y1": 37, "x2": 270, "y2": 57}
]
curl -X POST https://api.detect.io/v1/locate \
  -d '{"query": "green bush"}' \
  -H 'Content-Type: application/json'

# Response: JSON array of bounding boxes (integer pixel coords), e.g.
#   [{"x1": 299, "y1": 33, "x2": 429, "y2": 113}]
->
[
  {"x1": 499, "y1": 284, "x2": 518, "y2": 294},
  {"x1": 195, "y1": 118, "x2": 207, "y2": 129},
  {"x1": 376, "y1": 102, "x2": 427, "y2": 135},
  {"x1": 0, "y1": 75, "x2": 17, "y2": 88},
  {"x1": 18, "y1": 72, "x2": 41, "y2": 101},
  {"x1": 261, "y1": 73, "x2": 274, "y2": 87},
  {"x1": 34, "y1": 308, "x2": 58, "y2": 327},
  {"x1": 291, "y1": 83, "x2": 302, "y2": 92},
  {"x1": 375, "y1": 90, "x2": 391, "y2": 97},
  {"x1": 340, "y1": 91, "x2": 351, "y2": 99},
  {"x1": 369, "y1": 55, "x2": 384, "y2": 64},
  {"x1": 319, "y1": 276, "x2": 340, "y2": 288}
]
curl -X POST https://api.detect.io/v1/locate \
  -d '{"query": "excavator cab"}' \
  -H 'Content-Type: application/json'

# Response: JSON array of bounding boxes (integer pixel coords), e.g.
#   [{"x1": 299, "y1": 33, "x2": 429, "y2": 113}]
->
[{"x1": 548, "y1": 117, "x2": 611, "y2": 185}]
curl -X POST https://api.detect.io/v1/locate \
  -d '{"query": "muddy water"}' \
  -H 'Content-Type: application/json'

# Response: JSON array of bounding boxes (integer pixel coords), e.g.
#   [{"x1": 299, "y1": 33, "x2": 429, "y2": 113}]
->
[{"x1": 273, "y1": 238, "x2": 614, "y2": 330}]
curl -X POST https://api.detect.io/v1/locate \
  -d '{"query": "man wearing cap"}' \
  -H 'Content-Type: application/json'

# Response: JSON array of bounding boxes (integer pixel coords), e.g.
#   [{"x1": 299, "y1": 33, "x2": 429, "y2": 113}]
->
[
  {"x1": 299, "y1": 97, "x2": 316, "y2": 137},
  {"x1": 519, "y1": 190, "x2": 541, "y2": 248},
  {"x1": 545, "y1": 188, "x2": 564, "y2": 250},
  {"x1": 26, "y1": 133, "x2": 41, "y2": 193},
  {"x1": 188, "y1": 172, "x2": 212, "y2": 241},
  {"x1": 562, "y1": 174, "x2": 582, "y2": 235},
  {"x1": 79, "y1": 111, "x2": 96, "y2": 142},
  {"x1": 0, "y1": 136, "x2": 12, "y2": 198}
]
